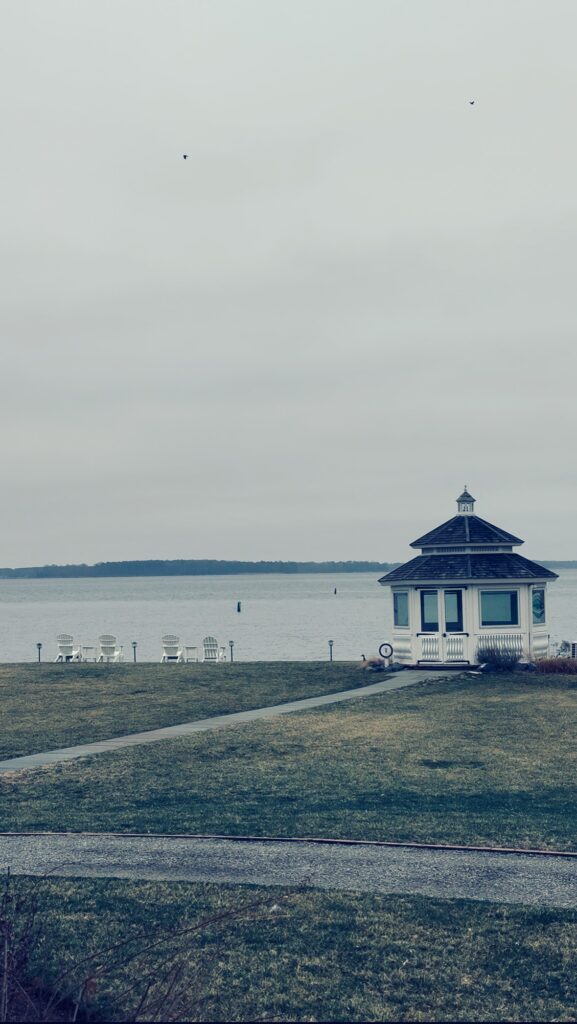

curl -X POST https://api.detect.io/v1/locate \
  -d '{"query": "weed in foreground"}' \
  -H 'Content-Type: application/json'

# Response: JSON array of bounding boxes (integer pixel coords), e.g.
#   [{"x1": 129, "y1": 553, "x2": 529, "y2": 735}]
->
[{"x1": 0, "y1": 871, "x2": 294, "y2": 1022}]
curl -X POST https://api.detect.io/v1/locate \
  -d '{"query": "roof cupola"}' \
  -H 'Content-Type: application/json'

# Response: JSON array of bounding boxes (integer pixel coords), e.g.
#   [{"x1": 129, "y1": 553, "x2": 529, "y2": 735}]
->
[{"x1": 457, "y1": 486, "x2": 475, "y2": 515}]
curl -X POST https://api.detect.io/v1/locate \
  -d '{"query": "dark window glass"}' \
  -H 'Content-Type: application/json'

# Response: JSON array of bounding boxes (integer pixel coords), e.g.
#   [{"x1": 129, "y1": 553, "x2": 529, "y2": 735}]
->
[
  {"x1": 480, "y1": 591, "x2": 519, "y2": 627},
  {"x1": 420, "y1": 590, "x2": 439, "y2": 632},
  {"x1": 444, "y1": 590, "x2": 463, "y2": 632},
  {"x1": 532, "y1": 589, "x2": 545, "y2": 624},
  {"x1": 394, "y1": 592, "x2": 409, "y2": 628}
]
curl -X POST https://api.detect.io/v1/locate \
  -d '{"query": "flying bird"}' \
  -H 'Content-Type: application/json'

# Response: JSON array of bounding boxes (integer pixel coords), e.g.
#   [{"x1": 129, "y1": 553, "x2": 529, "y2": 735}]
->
[
  {"x1": 183, "y1": 154, "x2": 188, "y2": 159},
  {"x1": 469, "y1": 100, "x2": 475, "y2": 105}
]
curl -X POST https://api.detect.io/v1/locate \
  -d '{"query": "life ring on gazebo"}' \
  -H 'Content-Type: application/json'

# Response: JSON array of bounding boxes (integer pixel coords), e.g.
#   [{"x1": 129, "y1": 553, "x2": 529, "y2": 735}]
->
[{"x1": 379, "y1": 642, "x2": 393, "y2": 659}]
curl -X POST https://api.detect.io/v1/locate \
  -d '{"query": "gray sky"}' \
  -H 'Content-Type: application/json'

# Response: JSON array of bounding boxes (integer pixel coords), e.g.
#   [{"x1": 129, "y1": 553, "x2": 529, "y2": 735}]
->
[{"x1": 1, "y1": 0, "x2": 576, "y2": 565}]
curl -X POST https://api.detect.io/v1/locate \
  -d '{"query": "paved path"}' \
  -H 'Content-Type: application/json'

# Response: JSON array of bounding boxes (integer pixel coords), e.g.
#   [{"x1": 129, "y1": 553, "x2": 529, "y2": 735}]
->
[
  {"x1": 0, "y1": 670, "x2": 434, "y2": 773},
  {"x1": 1, "y1": 834, "x2": 576, "y2": 909}
]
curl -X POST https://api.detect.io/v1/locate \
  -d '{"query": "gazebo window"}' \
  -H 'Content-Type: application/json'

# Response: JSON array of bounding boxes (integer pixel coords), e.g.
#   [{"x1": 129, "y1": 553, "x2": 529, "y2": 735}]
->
[
  {"x1": 393, "y1": 592, "x2": 409, "y2": 628},
  {"x1": 532, "y1": 588, "x2": 546, "y2": 624},
  {"x1": 480, "y1": 590, "x2": 519, "y2": 627},
  {"x1": 420, "y1": 590, "x2": 439, "y2": 632},
  {"x1": 444, "y1": 590, "x2": 463, "y2": 632}
]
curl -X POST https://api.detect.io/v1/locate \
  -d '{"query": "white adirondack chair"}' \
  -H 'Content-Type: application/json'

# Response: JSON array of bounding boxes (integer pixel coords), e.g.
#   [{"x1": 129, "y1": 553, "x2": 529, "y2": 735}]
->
[
  {"x1": 97, "y1": 635, "x2": 123, "y2": 663},
  {"x1": 202, "y1": 636, "x2": 225, "y2": 663},
  {"x1": 161, "y1": 635, "x2": 185, "y2": 663},
  {"x1": 54, "y1": 634, "x2": 83, "y2": 662}
]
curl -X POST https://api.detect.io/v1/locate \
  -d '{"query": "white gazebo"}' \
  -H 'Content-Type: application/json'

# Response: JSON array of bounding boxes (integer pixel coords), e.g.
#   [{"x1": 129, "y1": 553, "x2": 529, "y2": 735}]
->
[{"x1": 379, "y1": 488, "x2": 557, "y2": 667}]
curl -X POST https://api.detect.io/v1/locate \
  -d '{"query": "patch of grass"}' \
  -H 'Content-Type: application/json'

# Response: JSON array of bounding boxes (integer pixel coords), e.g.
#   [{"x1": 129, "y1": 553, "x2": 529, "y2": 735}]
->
[
  {"x1": 0, "y1": 662, "x2": 366, "y2": 759},
  {"x1": 3, "y1": 674, "x2": 577, "y2": 850},
  {"x1": 4, "y1": 875, "x2": 577, "y2": 1022}
]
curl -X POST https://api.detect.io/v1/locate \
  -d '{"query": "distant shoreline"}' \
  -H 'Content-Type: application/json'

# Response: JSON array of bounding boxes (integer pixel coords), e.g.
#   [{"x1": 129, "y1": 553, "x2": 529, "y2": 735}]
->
[
  {"x1": 0, "y1": 559, "x2": 400, "y2": 580},
  {"x1": 0, "y1": 558, "x2": 573, "y2": 580}
]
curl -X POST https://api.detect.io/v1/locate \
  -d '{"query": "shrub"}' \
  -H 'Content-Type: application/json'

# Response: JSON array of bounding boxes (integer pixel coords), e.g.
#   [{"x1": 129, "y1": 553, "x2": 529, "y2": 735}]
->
[
  {"x1": 476, "y1": 646, "x2": 522, "y2": 672},
  {"x1": 536, "y1": 657, "x2": 577, "y2": 675}
]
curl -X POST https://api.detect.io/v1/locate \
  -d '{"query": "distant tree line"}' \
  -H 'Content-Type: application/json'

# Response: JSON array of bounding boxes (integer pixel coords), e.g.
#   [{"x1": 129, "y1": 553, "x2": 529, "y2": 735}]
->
[{"x1": 0, "y1": 559, "x2": 400, "y2": 579}]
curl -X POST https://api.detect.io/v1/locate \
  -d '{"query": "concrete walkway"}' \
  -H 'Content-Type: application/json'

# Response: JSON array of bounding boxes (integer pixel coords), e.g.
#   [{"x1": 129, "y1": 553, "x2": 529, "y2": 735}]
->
[
  {"x1": 2, "y1": 833, "x2": 577, "y2": 909},
  {"x1": 0, "y1": 670, "x2": 435, "y2": 773}
]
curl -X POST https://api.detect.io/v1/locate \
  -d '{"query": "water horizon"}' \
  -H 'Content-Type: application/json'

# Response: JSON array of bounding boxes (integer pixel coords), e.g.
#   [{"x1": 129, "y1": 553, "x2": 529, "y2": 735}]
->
[{"x1": 0, "y1": 570, "x2": 575, "y2": 664}]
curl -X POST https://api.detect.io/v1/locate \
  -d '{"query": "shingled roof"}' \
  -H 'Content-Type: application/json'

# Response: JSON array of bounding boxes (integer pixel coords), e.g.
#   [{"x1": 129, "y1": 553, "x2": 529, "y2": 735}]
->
[
  {"x1": 379, "y1": 552, "x2": 558, "y2": 584},
  {"x1": 410, "y1": 514, "x2": 523, "y2": 549}
]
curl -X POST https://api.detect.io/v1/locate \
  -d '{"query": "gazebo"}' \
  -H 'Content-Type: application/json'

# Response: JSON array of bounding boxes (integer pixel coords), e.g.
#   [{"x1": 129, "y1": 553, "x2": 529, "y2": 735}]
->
[{"x1": 379, "y1": 488, "x2": 557, "y2": 666}]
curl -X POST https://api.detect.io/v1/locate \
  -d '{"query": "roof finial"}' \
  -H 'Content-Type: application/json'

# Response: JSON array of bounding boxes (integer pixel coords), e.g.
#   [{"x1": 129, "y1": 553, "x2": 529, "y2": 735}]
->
[{"x1": 457, "y1": 486, "x2": 475, "y2": 515}]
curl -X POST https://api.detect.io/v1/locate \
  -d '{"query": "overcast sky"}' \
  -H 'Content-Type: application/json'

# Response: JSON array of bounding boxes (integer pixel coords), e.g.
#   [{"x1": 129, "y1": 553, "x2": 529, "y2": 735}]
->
[{"x1": 1, "y1": 0, "x2": 576, "y2": 565}]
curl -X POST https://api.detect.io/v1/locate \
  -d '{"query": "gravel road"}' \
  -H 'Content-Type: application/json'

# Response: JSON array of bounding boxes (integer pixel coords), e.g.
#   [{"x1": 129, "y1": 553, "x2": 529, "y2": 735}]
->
[{"x1": 1, "y1": 834, "x2": 576, "y2": 909}]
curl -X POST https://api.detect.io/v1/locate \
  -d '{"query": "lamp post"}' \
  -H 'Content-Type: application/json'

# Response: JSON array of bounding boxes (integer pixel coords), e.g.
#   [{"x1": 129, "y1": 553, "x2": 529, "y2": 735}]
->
[
  {"x1": 36, "y1": 642, "x2": 42, "y2": 664},
  {"x1": 229, "y1": 640, "x2": 234, "y2": 664},
  {"x1": 328, "y1": 640, "x2": 334, "y2": 663},
  {"x1": 132, "y1": 641, "x2": 137, "y2": 664}
]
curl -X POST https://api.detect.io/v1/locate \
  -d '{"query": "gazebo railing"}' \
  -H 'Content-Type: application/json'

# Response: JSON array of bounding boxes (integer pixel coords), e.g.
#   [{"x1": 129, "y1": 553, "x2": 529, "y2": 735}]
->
[
  {"x1": 444, "y1": 634, "x2": 467, "y2": 661},
  {"x1": 417, "y1": 633, "x2": 469, "y2": 662},
  {"x1": 419, "y1": 634, "x2": 440, "y2": 660},
  {"x1": 476, "y1": 633, "x2": 524, "y2": 657},
  {"x1": 413, "y1": 630, "x2": 545, "y2": 664},
  {"x1": 417, "y1": 631, "x2": 532, "y2": 664}
]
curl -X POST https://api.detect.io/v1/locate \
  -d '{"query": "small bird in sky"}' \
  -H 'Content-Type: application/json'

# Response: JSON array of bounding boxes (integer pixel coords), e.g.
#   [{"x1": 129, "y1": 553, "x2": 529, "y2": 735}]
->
[
  {"x1": 469, "y1": 100, "x2": 475, "y2": 105},
  {"x1": 183, "y1": 154, "x2": 188, "y2": 159}
]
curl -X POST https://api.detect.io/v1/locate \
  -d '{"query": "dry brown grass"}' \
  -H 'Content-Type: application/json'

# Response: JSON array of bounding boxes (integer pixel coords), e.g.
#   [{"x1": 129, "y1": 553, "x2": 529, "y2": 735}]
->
[
  {"x1": 0, "y1": 662, "x2": 366, "y2": 760},
  {"x1": 3, "y1": 673, "x2": 577, "y2": 850}
]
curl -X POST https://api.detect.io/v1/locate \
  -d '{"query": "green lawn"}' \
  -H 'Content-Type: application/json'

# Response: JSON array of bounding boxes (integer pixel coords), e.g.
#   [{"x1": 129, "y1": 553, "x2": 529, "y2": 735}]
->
[
  {"x1": 6, "y1": 875, "x2": 577, "y2": 1022},
  {"x1": 0, "y1": 662, "x2": 367, "y2": 759},
  {"x1": 3, "y1": 673, "x2": 577, "y2": 850}
]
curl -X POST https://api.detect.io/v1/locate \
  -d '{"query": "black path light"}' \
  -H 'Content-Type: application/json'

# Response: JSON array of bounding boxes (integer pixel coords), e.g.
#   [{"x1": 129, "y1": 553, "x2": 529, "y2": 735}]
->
[
  {"x1": 229, "y1": 640, "x2": 235, "y2": 663},
  {"x1": 132, "y1": 641, "x2": 137, "y2": 664},
  {"x1": 328, "y1": 640, "x2": 334, "y2": 662},
  {"x1": 36, "y1": 642, "x2": 42, "y2": 663}
]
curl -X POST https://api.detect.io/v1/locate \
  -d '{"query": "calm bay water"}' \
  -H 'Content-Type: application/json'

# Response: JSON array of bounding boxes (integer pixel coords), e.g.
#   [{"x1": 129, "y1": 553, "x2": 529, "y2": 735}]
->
[{"x1": 0, "y1": 570, "x2": 576, "y2": 663}]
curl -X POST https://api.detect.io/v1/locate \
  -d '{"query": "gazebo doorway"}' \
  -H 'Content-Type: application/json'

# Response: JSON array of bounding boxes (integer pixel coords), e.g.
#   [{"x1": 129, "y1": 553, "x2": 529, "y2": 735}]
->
[{"x1": 418, "y1": 588, "x2": 467, "y2": 663}]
